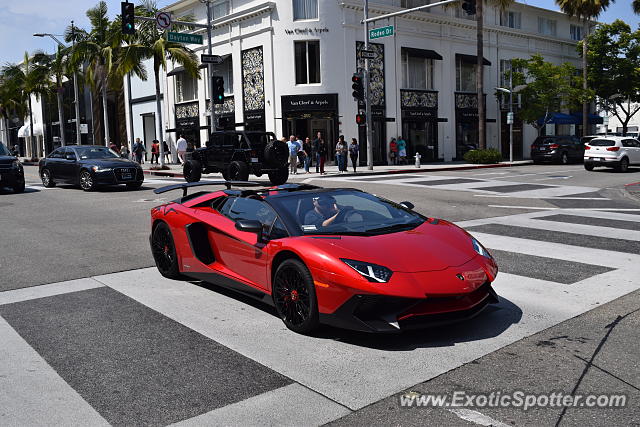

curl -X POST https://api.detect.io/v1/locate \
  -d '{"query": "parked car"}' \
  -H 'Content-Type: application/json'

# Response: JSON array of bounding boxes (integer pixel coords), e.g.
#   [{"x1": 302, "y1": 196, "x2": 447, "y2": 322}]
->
[
  {"x1": 530, "y1": 135, "x2": 584, "y2": 164},
  {"x1": 39, "y1": 145, "x2": 144, "y2": 191},
  {"x1": 182, "y1": 131, "x2": 290, "y2": 185},
  {"x1": 150, "y1": 181, "x2": 499, "y2": 334},
  {"x1": 0, "y1": 142, "x2": 25, "y2": 193},
  {"x1": 584, "y1": 136, "x2": 640, "y2": 172}
]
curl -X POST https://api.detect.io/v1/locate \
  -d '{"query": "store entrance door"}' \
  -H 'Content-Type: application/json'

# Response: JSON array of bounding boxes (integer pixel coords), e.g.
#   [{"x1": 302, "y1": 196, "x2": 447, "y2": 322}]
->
[
  {"x1": 285, "y1": 117, "x2": 335, "y2": 161},
  {"x1": 402, "y1": 120, "x2": 438, "y2": 162}
]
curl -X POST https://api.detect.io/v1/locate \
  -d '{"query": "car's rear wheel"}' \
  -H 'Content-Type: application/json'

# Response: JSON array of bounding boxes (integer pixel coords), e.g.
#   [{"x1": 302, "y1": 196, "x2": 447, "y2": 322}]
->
[
  {"x1": 79, "y1": 170, "x2": 95, "y2": 191},
  {"x1": 267, "y1": 167, "x2": 289, "y2": 186},
  {"x1": 227, "y1": 160, "x2": 249, "y2": 181},
  {"x1": 584, "y1": 163, "x2": 594, "y2": 171},
  {"x1": 560, "y1": 152, "x2": 569, "y2": 164},
  {"x1": 41, "y1": 168, "x2": 55, "y2": 187},
  {"x1": 273, "y1": 259, "x2": 319, "y2": 335},
  {"x1": 183, "y1": 160, "x2": 202, "y2": 182},
  {"x1": 151, "y1": 222, "x2": 183, "y2": 280},
  {"x1": 616, "y1": 157, "x2": 629, "y2": 173}
]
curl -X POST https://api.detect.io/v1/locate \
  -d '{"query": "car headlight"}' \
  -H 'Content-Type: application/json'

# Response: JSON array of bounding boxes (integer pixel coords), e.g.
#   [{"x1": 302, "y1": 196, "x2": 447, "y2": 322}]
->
[
  {"x1": 341, "y1": 258, "x2": 393, "y2": 283},
  {"x1": 92, "y1": 166, "x2": 112, "y2": 172},
  {"x1": 11, "y1": 160, "x2": 20, "y2": 169},
  {"x1": 471, "y1": 238, "x2": 492, "y2": 258}
]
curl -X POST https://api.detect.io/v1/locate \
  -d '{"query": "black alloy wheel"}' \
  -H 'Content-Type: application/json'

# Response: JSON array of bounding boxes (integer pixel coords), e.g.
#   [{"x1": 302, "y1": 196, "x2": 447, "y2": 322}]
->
[
  {"x1": 228, "y1": 160, "x2": 249, "y2": 181},
  {"x1": 560, "y1": 152, "x2": 569, "y2": 165},
  {"x1": 617, "y1": 157, "x2": 629, "y2": 173},
  {"x1": 273, "y1": 259, "x2": 319, "y2": 334},
  {"x1": 151, "y1": 222, "x2": 182, "y2": 279},
  {"x1": 183, "y1": 159, "x2": 202, "y2": 182},
  {"x1": 267, "y1": 167, "x2": 289, "y2": 185},
  {"x1": 41, "y1": 168, "x2": 55, "y2": 187},
  {"x1": 79, "y1": 170, "x2": 95, "y2": 191}
]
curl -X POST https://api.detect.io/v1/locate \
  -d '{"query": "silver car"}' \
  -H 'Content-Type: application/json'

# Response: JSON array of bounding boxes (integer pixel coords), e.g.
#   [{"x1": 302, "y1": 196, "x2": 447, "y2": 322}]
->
[{"x1": 584, "y1": 136, "x2": 640, "y2": 172}]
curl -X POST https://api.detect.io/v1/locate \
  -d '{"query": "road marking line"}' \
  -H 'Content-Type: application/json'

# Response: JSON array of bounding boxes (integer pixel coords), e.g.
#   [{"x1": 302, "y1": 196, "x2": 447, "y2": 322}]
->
[
  {"x1": 448, "y1": 409, "x2": 510, "y2": 427},
  {"x1": 0, "y1": 278, "x2": 105, "y2": 306},
  {"x1": 487, "y1": 205, "x2": 640, "y2": 211},
  {"x1": 474, "y1": 194, "x2": 609, "y2": 200},
  {"x1": 487, "y1": 205, "x2": 558, "y2": 210}
]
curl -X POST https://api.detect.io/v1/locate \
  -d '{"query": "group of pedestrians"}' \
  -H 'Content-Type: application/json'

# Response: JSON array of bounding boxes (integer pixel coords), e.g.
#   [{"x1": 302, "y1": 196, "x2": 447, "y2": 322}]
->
[
  {"x1": 111, "y1": 137, "x2": 179, "y2": 165},
  {"x1": 286, "y1": 132, "x2": 360, "y2": 175},
  {"x1": 389, "y1": 136, "x2": 408, "y2": 165}
]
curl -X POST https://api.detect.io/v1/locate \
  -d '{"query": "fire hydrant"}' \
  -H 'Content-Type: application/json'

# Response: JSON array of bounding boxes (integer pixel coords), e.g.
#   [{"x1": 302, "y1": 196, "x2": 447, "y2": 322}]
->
[{"x1": 415, "y1": 152, "x2": 421, "y2": 168}]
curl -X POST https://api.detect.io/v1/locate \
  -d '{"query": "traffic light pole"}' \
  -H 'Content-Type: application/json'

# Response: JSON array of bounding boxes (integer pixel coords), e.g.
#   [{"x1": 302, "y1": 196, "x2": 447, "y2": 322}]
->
[
  {"x1": 205, "y1": 0, "x2": 216, "y2": 136},
  {"x1": 364, "y1": 0, "x2": 373, "y2": 170}
]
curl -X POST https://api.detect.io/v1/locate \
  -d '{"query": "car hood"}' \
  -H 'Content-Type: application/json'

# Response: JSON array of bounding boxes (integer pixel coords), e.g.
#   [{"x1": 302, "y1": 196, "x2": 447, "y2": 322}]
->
[
  {"x1": 0, "y1": 155, "x2": 16, "y2": 165},
  {"x1": 78, "y1": 158, "x2": 139, "y2": 168},
  {"x1": 305, "y1": 220, "x2": 476, "y2": 273}
]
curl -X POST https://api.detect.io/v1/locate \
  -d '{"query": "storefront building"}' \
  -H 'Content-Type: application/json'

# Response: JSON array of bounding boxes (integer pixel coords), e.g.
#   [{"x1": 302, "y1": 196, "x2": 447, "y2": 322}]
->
[{"x1": 125, "y1": 0, "x2": 586, "y2": 163}]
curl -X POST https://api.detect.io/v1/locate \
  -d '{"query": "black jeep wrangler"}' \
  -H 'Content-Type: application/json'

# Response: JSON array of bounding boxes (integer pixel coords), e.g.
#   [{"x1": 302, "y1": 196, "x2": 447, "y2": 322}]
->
[{"x1": 182, "y1": 131, "x2": 290, "y2": 185}]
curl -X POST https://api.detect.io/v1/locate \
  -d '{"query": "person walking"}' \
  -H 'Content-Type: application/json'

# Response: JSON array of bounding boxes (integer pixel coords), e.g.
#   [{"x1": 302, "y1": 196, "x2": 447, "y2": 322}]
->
[
  {"x1": 176, "y1": 134, "x2": 188, "y2": 165},
  {"x1": 312, "y1": 132, "x2": 322, "y2": 173},
  {"x1": 397, "y1": 136, "x2": 407, "y2": 165},
  {"x1": 349, "y1": 138, "x2": 359, "y2": 173},
  {"x1": 317, "y1": 137, "x2": 327, "y2": 175},
  {"x1": 109, "y1": 140, "x2": 119, "y2": 153},
  {"x1": 151, "y1": 140, "x2": 160, "y2": 164},
  {"x1": 133, "y1": 138, "x2": 146, "y2": 164},
  {"x1": 302, "y1": 137, "x2": 313, "y2": 173},
  {"x1": 335, "y1": 135, "x2": 348, "y2": 173},
  {"x1": 162, "y1": 140, "x2": 171, "y2": 164},
  {"x1": 120, "y1": 142, "x2": 129, "y2": 159},
  {"x1": 287, "y1": 135, "x2": 301, "y2": 174},
  {"x1": 389, "y1": 138, "x2": 398, "y2": 165}
]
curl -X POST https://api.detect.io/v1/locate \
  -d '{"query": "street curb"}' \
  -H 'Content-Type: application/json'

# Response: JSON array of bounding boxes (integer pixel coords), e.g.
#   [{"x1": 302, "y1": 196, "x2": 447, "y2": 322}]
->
[
  {"x1": 139, "y1": 161, "x2": 532, "y2": 179},
  {"x1": 624, "y1": 182, "x2": 640, "y2": 202}
]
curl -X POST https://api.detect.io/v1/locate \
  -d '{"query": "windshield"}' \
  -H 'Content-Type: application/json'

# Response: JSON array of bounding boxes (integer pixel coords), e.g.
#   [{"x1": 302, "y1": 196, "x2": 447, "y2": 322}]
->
[
  {"x1": 0, "y1": 142, "x2": 9, "y2": 156},
  {"x1": 588, "y1": 139, "x2": 615, "y2": 147},
  {"x1": 270, "y1": 190, "x2": 425, "y2": 236},
  {"x1": 75, "y1": 147, "x2": 120, "y2": 159}
]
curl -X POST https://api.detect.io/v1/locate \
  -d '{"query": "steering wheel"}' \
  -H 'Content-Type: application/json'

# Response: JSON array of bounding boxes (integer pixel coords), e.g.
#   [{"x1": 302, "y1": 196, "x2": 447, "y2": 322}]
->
[{"x1": 336, "y1": 207, "x2": 362, "y2": 224}]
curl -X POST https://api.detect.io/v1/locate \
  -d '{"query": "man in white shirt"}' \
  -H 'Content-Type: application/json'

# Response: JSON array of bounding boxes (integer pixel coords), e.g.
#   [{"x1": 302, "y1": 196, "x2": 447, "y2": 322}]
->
[
  {"x1": 176, "y1": 135, "x2": 188, "y2": 164},
  {"x1": 287, "y1": 135, "x2": 301, "y2": 174}
]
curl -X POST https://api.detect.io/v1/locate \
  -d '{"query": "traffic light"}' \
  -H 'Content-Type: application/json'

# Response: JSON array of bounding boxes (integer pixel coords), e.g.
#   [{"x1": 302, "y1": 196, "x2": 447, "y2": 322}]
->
[
  {"x1": 461, "y1": 0, "x2": 476, "y2": 15},
  {"x1": 356, "y1": 114, "x2": 366, "y2": 126},
  {"x1": 212, "y1": 76, "x2": 224, "y2": 104},
  {"x1": 121, "y1": 2, "x2": 135, "y2": 35},
  {"x1": 352, "y1": 73, "x2": 364, "y2": 101}
]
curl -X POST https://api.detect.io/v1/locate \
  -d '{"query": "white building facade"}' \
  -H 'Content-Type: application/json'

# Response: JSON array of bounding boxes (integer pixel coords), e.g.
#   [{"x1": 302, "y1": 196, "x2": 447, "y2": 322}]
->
[{"x1": 126, "y1": 0, "x2": 586, "y2": 163}]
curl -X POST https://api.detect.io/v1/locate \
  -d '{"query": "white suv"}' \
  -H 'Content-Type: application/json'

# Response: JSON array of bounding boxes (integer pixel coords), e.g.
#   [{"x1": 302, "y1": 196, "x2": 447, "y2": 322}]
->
[{"x1": 584, "y1": 136, "x2": 640, "y2": 172}]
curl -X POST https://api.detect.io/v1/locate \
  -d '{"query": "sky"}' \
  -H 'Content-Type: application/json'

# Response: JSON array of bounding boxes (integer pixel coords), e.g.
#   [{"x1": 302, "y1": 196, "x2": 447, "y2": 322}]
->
[{"x1": 0, "y1": 0, "x2": 638, "y2": 65}]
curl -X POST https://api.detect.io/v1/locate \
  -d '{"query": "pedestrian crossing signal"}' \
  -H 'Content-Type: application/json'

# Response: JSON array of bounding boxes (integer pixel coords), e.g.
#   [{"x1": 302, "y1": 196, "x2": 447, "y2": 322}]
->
[
  {"x1": 121, "y1": 2, "x2": 135, "y2": 35},
  {"x1": 356, "y1": 114, "x2": 366, "y2": 125}
]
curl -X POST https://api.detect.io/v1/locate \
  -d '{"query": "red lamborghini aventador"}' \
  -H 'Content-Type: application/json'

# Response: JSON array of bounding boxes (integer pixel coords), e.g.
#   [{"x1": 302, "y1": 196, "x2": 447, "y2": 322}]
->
[{"x1": 150, "y1": 182, "x2": 499, "y2": 334}]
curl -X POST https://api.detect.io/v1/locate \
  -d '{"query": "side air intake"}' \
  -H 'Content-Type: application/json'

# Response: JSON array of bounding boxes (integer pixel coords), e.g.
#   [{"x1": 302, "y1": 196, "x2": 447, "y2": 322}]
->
[{"x1": 186, "y1": 223, "x2": 215, "y2": 265}]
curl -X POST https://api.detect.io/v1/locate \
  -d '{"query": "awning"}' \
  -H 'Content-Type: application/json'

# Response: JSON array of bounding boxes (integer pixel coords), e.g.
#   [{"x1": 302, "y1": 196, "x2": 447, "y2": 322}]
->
[
  {"x1": 17, "y1": 123, "x2": 43, "y2": 137},
  {"x1": 571, "y1": 113, "x2": 604, "y2": 124},
  {"x1": 536, "y1": 112, "x2": 578, "y2": 125},
  {"x1": 456, "y1": 53, "x2": 491, "y2": 66},
  {"x1": 402, "y1": 47, "x2": 443, "y2": 60},
  {"x1": 166, "y1": 66, "x2": 185, "y2": 77}
]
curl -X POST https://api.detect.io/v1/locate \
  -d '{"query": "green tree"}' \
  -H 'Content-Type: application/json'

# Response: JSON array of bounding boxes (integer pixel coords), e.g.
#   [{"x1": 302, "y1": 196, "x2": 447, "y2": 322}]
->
[
  {"x1": 634, "y1": 0, "x2": 640, "y2": 14},
  {"x1": 40, "y1": 46, "x2": 74, "y2": 147},
  {"x1": 511, "y1": 54, "x2": 587, "y2": 135},
  {"x1": 0, "y1": 72, "x2": 28, "y2": 147},
  {"x1": 2, "y1": 52, "x2": 51, "y2": 160},
  {"x1": 114, "y1": 0, "x2": 199, "y2": 167},
  {"x1": 556, "y1": 0, "x2": 613, "y2": 137},
  {"x1": 70, "y1": 1, "x2": 123, "y2": 146},
  {"x1": 586, "y1": 20, "x2": 640, "y2": 135}
]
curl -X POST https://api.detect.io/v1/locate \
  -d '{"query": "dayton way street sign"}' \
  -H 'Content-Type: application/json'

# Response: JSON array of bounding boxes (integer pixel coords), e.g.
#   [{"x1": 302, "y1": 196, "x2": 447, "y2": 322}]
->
[
  {"x1": 369, "y1": 25, "x2": 394, "y2": 40},
  {"x1": 168, "y1": 32, "x2": 203, "y2": 45}
]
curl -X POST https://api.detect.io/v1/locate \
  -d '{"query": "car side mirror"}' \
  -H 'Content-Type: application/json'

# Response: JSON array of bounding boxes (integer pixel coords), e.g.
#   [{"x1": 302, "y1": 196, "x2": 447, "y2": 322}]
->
[
  {"x1": 235, "y1": 220, "x2": 263, "y2": 234},
  {"x1": 400, "y1": 201, "x2": 415, "y2": 210}
]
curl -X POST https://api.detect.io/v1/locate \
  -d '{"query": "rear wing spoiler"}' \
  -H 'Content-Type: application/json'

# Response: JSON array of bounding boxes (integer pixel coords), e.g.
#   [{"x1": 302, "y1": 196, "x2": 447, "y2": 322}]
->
[{"x1": 153, "y1": 180, "x2": 263, "y2": 197}]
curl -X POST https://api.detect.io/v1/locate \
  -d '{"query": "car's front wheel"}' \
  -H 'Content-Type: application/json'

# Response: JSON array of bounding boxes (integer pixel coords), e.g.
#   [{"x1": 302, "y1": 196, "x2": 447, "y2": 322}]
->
[
  {"x1": 227, "y1": 160, "x2": 249, "y2": 181},
  {"x1": 79, "y1": 170, "x2": 95, "y2": 191},
  {"x1": 151, "y1": 222, "x2": 183, "y2": 280},
  {"x1": 183, "y1": 160, "x2": 202, "y2": 182},
  {"x1": 268, "y1": 167, "x2": 289, "y2": 185},
  {"x1": 41, "y1": 168, "x2": 55, "y2": 187},
  {"x1": 584, "y1": 163, "x2": 594, "y2": 171},
  {"x1": 560, "y1": 152, "x2": 569, "y2": 164},
  {"x1": 273, "y1": 258, "x2": 319, "y2": 335}
]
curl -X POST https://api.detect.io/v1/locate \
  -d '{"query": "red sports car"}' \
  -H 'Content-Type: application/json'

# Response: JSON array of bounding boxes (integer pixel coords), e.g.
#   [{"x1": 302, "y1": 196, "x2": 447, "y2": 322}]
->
[{"x1": 150, "y1": 182, "x2": 499, "y2": 334}]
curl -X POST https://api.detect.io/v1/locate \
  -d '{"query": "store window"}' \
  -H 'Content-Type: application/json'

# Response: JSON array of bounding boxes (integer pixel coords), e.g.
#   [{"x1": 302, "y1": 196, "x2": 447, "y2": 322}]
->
[
  {"x1": 212, "y1": 0, "x2": 230, "y2": 19},
  {"x1": 294, "y1": 41, "x2": 321, "y2": 84},
  {"x1": 401, "y1": 52, "x2": 433, "y2": 90},
  {"x1": 175, "y1": 72, "x2": 198, "y2": 103},
  {"x1": 456, "y1": 58, "x2": 476, "y2": 92},
  {"x1": 293, "y1": 0, "x2": 318, "y2": 20},
  {"x1": 500, "y1": 11, "x2": 521, "y2": 29},
  {"x1": 538, "y1": 17, "x2": 557, "y2": 36},
  {"x1": 570, "y1": 24, "x2": 583, "y2": 41}
]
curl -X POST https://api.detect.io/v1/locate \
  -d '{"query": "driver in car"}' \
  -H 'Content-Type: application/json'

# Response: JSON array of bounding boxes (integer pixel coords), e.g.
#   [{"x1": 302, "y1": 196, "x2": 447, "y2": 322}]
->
[{"x1": 304, "y1": 195, "x2": 344, "y2": 228}]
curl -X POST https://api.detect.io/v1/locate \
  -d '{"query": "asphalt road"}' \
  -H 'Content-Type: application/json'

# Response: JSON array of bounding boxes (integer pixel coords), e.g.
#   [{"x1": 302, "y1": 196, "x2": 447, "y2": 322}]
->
[{"x1": 0, "y1": 162, "x2": 638, "y2": 426}]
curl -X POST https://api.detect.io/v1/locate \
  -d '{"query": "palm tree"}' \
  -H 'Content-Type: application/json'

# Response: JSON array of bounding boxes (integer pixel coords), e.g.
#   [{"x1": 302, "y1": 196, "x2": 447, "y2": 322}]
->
[
  {"x1": 2, "y1": 52, "x2": 51, "y2": 160},
  {"x1": 42, "y1": 46, "x2": 72, "y2": 147},
  {"x1": 115, "y1": 0, "x2": 199, "y2": 167},
  {"x1": 556, "y1": 0, "x2": 613, "y2": 137},
  {"x1": 70, "y1": 1, "x2": 123, "y2": 146},
  {"x1": 0, "y1": 72, "x2": 27, "y2": 147},
  {"x1": 634, "y1": 0, "x2": 640, "y2": 14}
]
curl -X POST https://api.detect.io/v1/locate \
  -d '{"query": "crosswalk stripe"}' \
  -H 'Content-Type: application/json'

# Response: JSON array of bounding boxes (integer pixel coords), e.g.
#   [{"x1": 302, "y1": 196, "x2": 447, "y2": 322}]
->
[{"x1": 0, "y1": 278, "x2": 104, "y2": 306}]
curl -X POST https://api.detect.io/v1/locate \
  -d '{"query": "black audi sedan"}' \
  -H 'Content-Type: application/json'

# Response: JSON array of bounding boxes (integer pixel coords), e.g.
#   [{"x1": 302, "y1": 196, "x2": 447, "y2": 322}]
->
[
  {"x1": 39, "y1": 145, "x2": 144, "y2": 191},
  {"x1": 0, "y1": 142, "x2": 25, "y2": 193}
]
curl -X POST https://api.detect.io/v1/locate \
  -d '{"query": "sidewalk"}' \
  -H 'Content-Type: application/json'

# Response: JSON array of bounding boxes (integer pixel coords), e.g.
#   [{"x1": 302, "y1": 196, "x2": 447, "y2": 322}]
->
[{"x1": 138, "y1": 160, "x2": 533, "y2": 179}]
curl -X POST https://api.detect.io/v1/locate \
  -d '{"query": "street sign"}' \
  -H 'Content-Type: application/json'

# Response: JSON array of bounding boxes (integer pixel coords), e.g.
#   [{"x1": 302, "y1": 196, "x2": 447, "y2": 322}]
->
[
  {"x1": 360, "y1": 50, "x2": 376, "y2": 59},
  {"x1": 506, "y1": 112, "x2": 514, "y2": 125},
  {"x1": 369, "y1": 25, "x2": 394, "y2": 40},
  {"x1": 156, "y1": 11, "x2": 171, "y2": 30},
  {"x1": 80, "y1": 124, "x2": 88, "y2": 134},
  {"x1": 168, "y1": 31, "x2": 203, "y2": 45},
  {"x1": 201, "y1": 54, "x2": 224, "y2": 64}
]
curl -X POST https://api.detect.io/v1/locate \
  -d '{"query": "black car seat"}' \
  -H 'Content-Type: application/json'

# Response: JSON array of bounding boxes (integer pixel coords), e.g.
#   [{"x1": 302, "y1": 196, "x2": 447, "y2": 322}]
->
[{"x1": 296, "y1": 197, "x2": 315, "y2": 223}]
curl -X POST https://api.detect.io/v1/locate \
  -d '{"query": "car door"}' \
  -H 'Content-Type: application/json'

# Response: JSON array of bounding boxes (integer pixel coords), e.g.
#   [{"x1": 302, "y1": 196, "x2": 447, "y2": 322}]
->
[
  {"x1": 57, "y1": 148, "x2": 78, "y2": 182},
  {"x1": 626, "y1": 139, "x2": 640, "y2": 164},
  {"x1": 44, "y1": 148, "x2": 64, "y2": 179}
]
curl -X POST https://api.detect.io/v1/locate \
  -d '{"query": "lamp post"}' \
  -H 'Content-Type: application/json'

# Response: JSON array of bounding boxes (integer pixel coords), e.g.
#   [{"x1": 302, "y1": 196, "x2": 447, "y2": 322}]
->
[{"x1": 33, "y1": 24, "x2": 82, "y2": 146}]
